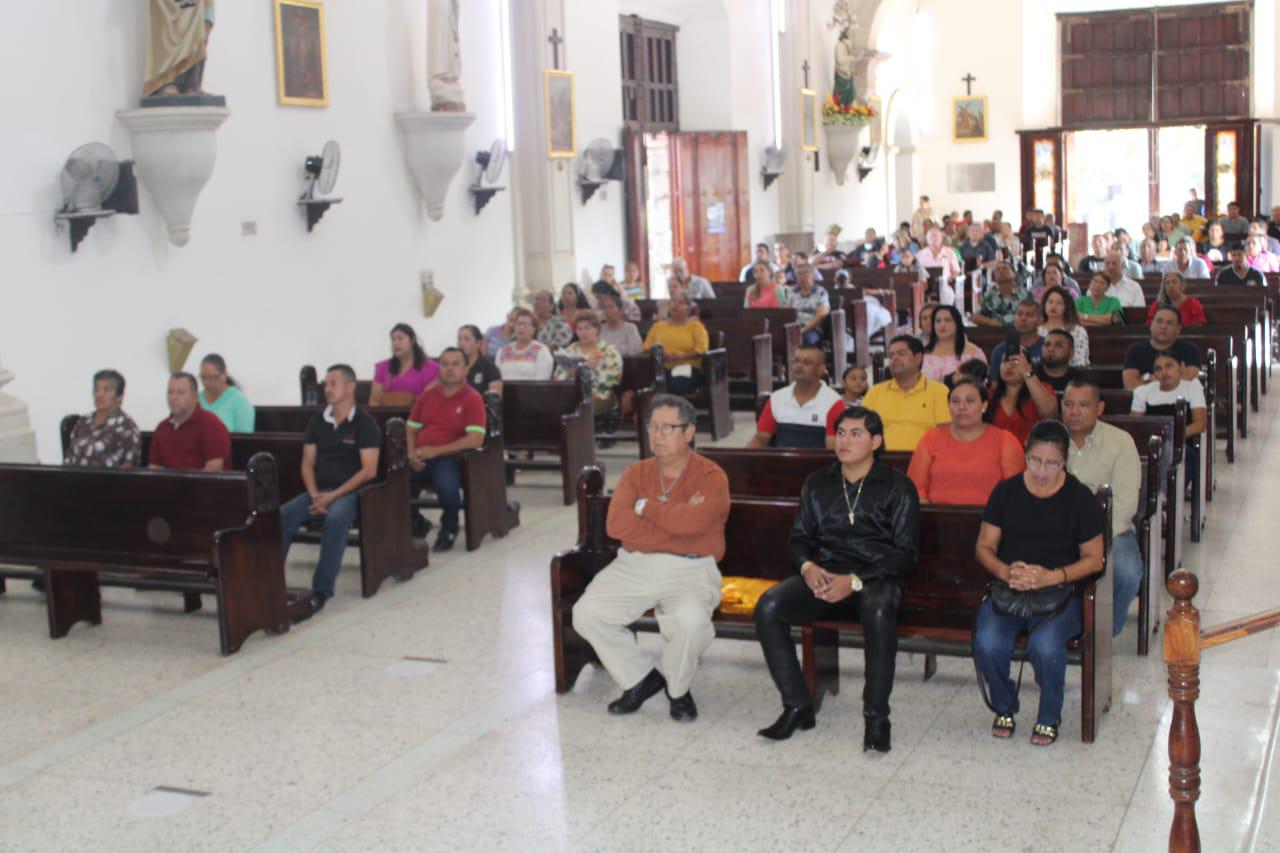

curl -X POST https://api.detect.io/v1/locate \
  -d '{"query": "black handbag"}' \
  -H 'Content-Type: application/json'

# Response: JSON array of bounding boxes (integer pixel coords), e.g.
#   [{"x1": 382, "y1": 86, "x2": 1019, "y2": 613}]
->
[{"x1": 987, "y1": 579, "x2": 1072, "y2": 621}]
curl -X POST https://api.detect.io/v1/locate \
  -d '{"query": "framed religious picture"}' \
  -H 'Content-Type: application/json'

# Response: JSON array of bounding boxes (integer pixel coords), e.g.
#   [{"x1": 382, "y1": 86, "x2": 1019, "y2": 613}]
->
[
  {"x1": 800, "y1": 88, "x2": 819, "y2": 152},
  {"x1": 953, "y1": 95, "x2": 987, "y2": 142},
  {"x1": 274, "y1": 0, "x2": 329, "y2": 107},
  {"x1": 544, "y1": 70, "x2": 576, "y2": 158}
]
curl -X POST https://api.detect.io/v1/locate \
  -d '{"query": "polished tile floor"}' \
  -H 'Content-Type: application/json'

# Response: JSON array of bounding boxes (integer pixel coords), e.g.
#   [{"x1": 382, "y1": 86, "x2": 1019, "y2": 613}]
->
[{"x1": 3, "y1": 392, "x2": 1280, "y2": 852}]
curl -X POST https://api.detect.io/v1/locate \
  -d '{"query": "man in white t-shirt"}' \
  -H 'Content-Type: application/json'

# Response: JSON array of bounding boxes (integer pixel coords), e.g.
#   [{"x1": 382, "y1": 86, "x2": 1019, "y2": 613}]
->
[
  {"x1": 1130, "y1": 351, "x2": 1208, "y2": 440},
  {"x1": 1103, "y1": 252, "x2": 1145, "y2": 308},
  {"x1": 747, "y1": 345, "x2": 846, "y2": 449}
]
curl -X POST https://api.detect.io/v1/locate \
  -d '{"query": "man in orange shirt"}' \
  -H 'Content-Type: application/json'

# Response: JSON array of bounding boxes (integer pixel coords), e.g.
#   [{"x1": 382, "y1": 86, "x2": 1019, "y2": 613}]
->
[{"x1": 572, "y1": 394, "x2": 730, "y2": 722}]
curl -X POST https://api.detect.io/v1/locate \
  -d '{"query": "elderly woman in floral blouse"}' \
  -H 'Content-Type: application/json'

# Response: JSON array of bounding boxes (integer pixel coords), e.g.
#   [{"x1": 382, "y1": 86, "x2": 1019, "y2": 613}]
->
[
  {"x1": 554, "y1": 310, "x2": 622, "y2": 416},
  {"x1": 65, "y1": 369, "x2": 141, "y2": 468}
]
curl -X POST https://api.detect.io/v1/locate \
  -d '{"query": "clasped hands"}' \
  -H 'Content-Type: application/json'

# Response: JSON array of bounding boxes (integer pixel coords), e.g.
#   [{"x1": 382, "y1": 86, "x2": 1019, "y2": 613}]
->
[
  {"x1": 801, "y1": 562, "x2": 858, "y2": 603},
  {"x1": 1007, "y1": 561, "x2": 1059, "y2": 591},
  {"x1": 410, "y1": 445, "x2": 440, "y2": 470},
  {"x1": 308, "y1": 491, "x2": 335, "y2": 515}
]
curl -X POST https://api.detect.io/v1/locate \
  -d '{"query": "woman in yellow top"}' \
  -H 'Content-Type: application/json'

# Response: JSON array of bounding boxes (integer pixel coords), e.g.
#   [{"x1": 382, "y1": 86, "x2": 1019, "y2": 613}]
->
[{"x1": 643, "y1": 291, "x2": 709, "y2": 396}]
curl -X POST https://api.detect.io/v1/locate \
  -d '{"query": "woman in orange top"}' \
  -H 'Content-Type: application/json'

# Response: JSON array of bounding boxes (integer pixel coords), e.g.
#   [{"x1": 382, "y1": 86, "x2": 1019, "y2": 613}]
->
[{"x1": 907, "y1": 378, "x2": 1026, "y2": 505}]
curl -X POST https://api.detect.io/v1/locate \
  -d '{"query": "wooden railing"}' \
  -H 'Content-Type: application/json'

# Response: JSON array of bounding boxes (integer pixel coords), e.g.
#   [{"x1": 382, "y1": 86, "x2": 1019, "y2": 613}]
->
[{"x1": 1165, "y1": 570, "x2": 1280, "y2": 851}]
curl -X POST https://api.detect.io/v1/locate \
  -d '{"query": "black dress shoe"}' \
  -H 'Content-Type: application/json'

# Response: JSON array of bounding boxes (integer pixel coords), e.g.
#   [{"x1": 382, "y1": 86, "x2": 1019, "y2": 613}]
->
[
  {"x1": 668, "y1": 690, "x2": 697, "y2": 722},
  {"x1": 607, "y1": 669, "x2": 666, "y2": 715},
  {"x1": 757, "y1": 706, "x2": 816, "y2": 740},
  {"x1": 864, "y1": 716, "x2": 891, "y2": 753},
  {"x1": 411, "y1": 514, "x2": 433, "y2": 539},
  {"x1": 294, "y1": 593, "x2": 327, "y2": 624},
  {"x1": 433, "y1": 528, "x2": 457, "y2": 553}
]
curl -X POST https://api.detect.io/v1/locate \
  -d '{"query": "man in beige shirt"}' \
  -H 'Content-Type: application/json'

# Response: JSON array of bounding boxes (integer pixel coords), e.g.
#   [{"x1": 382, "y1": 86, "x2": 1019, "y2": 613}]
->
[{"x1": 1061, "y1": 377, "x2": 1142, "y2": 638}]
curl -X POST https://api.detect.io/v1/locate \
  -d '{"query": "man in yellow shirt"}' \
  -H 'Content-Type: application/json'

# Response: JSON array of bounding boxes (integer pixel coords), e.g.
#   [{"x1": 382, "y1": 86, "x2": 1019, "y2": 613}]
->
[{"x1": 862, "y1": 335, "x2": 951, "y2": 451}]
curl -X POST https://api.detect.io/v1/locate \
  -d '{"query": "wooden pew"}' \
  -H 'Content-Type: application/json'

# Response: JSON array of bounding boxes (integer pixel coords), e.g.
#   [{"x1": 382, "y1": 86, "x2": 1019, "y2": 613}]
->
[
  {"x1": 703, "y1": 442, "x2": 1166, "y2": 655},
  {"x1": 0, "y1": 455, "x2": 288, "y2": 655},
  {"x1": 701, "y1": 315, "x2": 775, "y2": 411},
  {"x1": 602, "y1": 349, "x2": 662, "y2": 458},
  {"x1": 551, "y1": 466, "x2": 1113, "y2": 742},
  {"x1": 503, "y1": 364, "x2": 597, "y2": 505},
  {"x1": 300, "y1": 365, "x2": 373, "y2": 406},
  {"x1": 251, "y1": 400, "x2": 516, "y2": 553},
  {"x1": 116, "y1": 417, "x2": 428, "y2": 597}
]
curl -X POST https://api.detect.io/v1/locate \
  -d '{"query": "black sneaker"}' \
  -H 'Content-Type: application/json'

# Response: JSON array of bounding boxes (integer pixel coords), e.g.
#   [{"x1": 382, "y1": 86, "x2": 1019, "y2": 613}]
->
[{"x1": 433, "y1": 528, "x2": 458, "y2": 553}]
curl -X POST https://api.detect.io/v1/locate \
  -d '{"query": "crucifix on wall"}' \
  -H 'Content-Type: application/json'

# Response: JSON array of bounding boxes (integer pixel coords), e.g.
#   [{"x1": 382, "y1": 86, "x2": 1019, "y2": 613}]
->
[
  {"x1": 802, "y1": 59, "x2": 810, "y2": 87},
  {"x1": 548, "y1": 28, "x2": 563, "y2": 69},
  {"x1": 961, "y1": 73, "x2": 976, "y2": 95}
]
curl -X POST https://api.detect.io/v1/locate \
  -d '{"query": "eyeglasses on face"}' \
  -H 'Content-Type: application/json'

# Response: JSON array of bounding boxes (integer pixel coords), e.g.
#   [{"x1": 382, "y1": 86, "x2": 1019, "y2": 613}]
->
[
  {"x1": 1025, "y1": 454, "x2": 1064, "y2": 470},
  {"x1": 645, "y1": 421, "x2": 689, "y2": 435}
]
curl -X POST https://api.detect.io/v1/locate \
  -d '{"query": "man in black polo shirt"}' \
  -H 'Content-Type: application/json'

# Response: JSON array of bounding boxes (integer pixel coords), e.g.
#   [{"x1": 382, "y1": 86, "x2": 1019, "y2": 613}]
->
[
  {"x1": 1216, "y1": 244, "x2": 1265, "y2": 287},
  {"x1": 1033, "y1": 329, "x2": 1079, "y2": 400},
  {"x1": 280, "y1": 363, "x2": 382, "y2": 615},
  {"x1": 1122, "y1": 306, "x2": 1202, "y2": 389}
]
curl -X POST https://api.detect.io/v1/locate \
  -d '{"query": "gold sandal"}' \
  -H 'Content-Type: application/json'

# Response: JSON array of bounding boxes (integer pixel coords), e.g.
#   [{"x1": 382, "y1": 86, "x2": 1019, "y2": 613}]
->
[
  {"x1": 1030, "y1": 723, "x2": 1059, "y2": 746},
  {"x1": 992, "y1": 714, "x2": 1015, "y2": 738}
]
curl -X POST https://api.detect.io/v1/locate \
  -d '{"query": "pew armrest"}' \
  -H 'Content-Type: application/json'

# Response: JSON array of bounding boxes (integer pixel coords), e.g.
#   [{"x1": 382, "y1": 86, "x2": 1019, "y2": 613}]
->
[{"x1": 752, "y1": 333, "x2": 773, "y2": 399}]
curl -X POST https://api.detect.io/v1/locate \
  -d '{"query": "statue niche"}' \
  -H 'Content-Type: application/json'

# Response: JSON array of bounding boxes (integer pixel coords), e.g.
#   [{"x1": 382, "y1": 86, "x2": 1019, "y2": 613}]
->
[{"x1": 143, "y1": 0, "x2": 226, "y2": 107}]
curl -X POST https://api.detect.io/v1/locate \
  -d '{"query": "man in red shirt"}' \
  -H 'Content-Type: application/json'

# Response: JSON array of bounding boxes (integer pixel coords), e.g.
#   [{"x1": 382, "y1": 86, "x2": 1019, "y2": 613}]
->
[
  {"x1": 406, "y1": 347, "x2": 486, "y2": 552},
  {"x1": 148, "y1": 373, "x2": 230, "y2": 470}
]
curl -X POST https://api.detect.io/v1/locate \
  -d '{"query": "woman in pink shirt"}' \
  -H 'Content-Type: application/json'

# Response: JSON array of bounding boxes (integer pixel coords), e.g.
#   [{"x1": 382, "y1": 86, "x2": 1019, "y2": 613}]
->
[
  {"x1": 371, "y1": 323, "x2": 438, "y2": 407},
  {"x1": 743, "y1": 262, "x2": 789, "y2": 308}
]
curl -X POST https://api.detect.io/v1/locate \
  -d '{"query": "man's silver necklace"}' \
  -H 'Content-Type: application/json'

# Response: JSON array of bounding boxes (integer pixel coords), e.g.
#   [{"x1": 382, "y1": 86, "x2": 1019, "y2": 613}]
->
[{"x1": 658, "y1": 466, "x2": 684, "y2": 502}]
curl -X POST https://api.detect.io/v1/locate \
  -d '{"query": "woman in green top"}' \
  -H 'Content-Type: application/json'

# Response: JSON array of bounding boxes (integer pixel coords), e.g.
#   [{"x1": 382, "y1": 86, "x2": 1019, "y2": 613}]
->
[
  {"x1": 1075, "y1": 271, "x2": 1125, "y2": 326},
  {"x1": 198, "y1": 353, "x2": 255, "y2": 432}
]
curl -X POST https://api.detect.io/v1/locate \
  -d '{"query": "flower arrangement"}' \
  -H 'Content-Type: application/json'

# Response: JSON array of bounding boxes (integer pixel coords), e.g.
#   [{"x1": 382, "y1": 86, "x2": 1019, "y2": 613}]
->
[{"x1": 822, "y1": 93, "x2": 876, "y2": 126}]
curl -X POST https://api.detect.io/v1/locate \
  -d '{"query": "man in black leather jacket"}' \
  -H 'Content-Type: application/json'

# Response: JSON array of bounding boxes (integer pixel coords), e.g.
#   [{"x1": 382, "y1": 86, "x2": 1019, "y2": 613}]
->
[{"x1": 754, "y1": 406, "x2": 920, "y2": 751}]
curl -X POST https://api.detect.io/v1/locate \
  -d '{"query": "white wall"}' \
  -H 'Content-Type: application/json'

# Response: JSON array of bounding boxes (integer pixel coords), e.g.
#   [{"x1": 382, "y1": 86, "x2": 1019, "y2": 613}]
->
[{"x1": 0, "y1": 1, "x2": 515, "y2": 460}]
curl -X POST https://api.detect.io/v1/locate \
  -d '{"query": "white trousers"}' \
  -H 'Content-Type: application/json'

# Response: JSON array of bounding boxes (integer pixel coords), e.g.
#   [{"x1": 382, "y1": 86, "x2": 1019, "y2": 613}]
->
[{"x1": 571, "y1": 549, "x2": 722, "y2": 698}]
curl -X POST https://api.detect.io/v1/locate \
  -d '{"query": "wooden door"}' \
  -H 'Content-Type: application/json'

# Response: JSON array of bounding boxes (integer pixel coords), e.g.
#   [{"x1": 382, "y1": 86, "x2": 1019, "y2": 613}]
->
[
  {"x1": 1204, "y1": 120, "x2": 1259, "y2": 219},
  {"x1": 669, "y1": 131, "x2": 750, "y2": 281}
]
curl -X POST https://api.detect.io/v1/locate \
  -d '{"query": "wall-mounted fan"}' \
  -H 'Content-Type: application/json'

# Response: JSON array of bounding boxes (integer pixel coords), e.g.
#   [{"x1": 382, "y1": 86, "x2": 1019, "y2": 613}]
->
[
  {"x1": 577, "y1": 138, "x2": 624, "y2": 204},
  {"x1": 470, "y1": 139, "x2": 508, "y2": 215},
  {"x1": 54, "y1": 142, "x2": 139, "y2": 252},
  {"x1": 761, "y1": 146, "x2": 785, "y2": 191},
  {"x1": 298, "y1": 140, "x2": 343, "y2": 232}
]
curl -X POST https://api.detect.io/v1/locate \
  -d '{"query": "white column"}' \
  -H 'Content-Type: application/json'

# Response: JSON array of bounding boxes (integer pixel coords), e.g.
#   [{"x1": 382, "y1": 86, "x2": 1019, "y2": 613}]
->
[
  {"x1": 0, "y1": 363, "x2": 37, "y2": 463},
  {"x1": 777, "y1": 0, "x2": 815, "y2": 239},
  {"x1": 510, "y1": 0, "x2": 576, "y2": 301}
]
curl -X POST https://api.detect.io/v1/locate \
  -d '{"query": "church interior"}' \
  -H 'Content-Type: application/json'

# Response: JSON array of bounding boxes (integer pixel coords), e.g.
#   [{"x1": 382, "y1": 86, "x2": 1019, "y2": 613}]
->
[{"x1": 4, "y1": 0, "x2": 1280, "y2": 850}]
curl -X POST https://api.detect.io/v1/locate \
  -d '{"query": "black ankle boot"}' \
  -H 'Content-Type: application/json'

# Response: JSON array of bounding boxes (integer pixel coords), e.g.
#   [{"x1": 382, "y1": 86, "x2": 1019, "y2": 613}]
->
[
  {"x1": 757, "y1": 705, "x2": 816, "y2": 740},
  {"x1": 863, "y1": 716, "x2": 891, "y2": 753},
  {"x1": 607, "y1": 669, "x2": 666, "y2": 715}
]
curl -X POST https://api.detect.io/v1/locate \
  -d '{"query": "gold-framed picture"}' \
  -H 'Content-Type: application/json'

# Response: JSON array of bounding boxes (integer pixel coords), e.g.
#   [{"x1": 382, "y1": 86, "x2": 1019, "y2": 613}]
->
[
  {"x1": 274, "y1": 0, "x2": 329, "y2": 107},
  {"x1": 800, "y1": 88, "x2": 819, "y2": 152},
  {"x1": 952, "y1": 95, "x2": 987, "y2": 142},
  {"x1": 544, "y1": 69, "x2": 576, "y2": 158}
]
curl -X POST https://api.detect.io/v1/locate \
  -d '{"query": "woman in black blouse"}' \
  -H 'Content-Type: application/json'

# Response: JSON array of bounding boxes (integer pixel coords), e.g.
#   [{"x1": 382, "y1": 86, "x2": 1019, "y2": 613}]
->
[{"x1": 972, "y1": 420, "x2": 1105, "y2": 746}]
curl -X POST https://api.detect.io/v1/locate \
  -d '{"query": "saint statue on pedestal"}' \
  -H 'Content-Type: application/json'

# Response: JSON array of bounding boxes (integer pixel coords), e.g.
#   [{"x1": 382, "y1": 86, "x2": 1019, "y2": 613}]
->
[
  {"x1": 833, "y1": 25, "x2": 856, "y2": 106},
  {"x1": 144, "y1": 0, "x2": 218, "y2": 100},
  {"x1": 428, "y1": 0, "x2": 465, "y2": 111}
]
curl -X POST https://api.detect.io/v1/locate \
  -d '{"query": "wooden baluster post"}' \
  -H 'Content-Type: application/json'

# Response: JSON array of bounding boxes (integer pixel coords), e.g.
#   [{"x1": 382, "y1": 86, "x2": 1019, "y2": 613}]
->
[{"x1": 1165, "y1": 570, "x2": 1202, "y2": 853}]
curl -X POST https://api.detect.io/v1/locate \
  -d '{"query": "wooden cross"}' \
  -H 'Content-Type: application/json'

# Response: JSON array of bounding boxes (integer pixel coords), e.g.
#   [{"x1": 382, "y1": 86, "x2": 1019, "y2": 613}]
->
[
  {"x1": 802, "y1": 59, "x2": 810, "y2": 87},
  {"x1": 961, "y1": 73, "x2": 976, "y2": 95},
  {"x1": 548, "y1": 28, "x2": 563, "y2": 69}
]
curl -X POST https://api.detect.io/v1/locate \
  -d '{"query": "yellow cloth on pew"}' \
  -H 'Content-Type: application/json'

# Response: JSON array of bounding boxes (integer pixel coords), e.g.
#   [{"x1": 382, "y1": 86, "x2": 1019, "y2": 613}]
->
[{"x1": 719, "y1": 576, "x2": 780, "y2": 615}]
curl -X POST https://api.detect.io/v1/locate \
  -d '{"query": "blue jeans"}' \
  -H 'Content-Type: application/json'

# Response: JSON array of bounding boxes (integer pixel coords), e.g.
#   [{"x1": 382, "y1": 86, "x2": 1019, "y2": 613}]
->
[
  {"x1": 410, "y1": 456, "x2": 462, "y2": 533},
  {"x1": 280, "y1": 491, "x2": 359, "y2": 599},
  {"x1": 1111, "y1": 529, "x2": 1143, "y2": 637},
  {"x1": 973, "y1": 596, "x2": 1083, "y2": 727},
  {"x1": 800, "y1": 328, "x2": 823, "y2": 346}
]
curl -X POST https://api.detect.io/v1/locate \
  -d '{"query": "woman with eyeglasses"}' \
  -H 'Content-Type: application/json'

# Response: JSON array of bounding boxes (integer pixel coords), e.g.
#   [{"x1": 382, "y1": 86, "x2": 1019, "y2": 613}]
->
[{"x1": 972, "y1": 420, "x2": 1105, "y2": 746}]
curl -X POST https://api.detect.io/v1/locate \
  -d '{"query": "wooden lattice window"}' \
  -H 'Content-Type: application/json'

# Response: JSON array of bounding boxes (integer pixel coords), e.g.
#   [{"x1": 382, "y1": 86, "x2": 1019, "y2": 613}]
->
[
  {"x1": 620, "y1": 15, "x2": 679, "y2": 132},
  {"x1": 1060, "y1": 3, "x2": 1251, "y2": 129}
]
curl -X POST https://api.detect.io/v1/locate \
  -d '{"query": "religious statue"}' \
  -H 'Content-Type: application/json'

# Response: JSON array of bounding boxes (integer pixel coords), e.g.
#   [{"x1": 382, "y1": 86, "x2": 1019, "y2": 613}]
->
[
  {"x1": 144, "y1": 0, "x2": 218, "y2": 101},
  {"x1": 833, "y1": 26, "x2": 856, "y2": 105},
  {"x1": 428, "y1": 0, "x2": 466, "y2": 111}
]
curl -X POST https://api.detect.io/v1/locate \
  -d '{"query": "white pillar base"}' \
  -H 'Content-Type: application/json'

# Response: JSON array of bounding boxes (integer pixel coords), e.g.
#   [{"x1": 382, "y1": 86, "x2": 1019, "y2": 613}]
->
[{"x1": 0, "y1": 369, "x2": 37, "y2": 463}]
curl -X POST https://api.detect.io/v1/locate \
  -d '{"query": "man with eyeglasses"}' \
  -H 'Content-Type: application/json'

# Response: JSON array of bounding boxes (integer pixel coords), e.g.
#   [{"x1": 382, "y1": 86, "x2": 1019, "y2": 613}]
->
[
  {"x1": 1061, "y1": 377, "x2": 1142, "y2": 637},
  {"x1": 753, "y1": 406, "x2": 919, "y2": 751},
  {"x1": 747, "y1": 344, "x2": 846, "y2": 449},
  {"x1": 572, "y1": 394, "x2": 730, "y2": 722},
  {"x1": 862, "y1": 335, "x2": 951, "y2": 451}
]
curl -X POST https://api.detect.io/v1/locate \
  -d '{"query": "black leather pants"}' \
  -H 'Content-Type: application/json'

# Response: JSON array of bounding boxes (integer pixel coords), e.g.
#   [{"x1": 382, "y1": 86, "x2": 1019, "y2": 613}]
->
[{"x1": 754, "y1": 575, "x2": 901, "y2": 719}]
